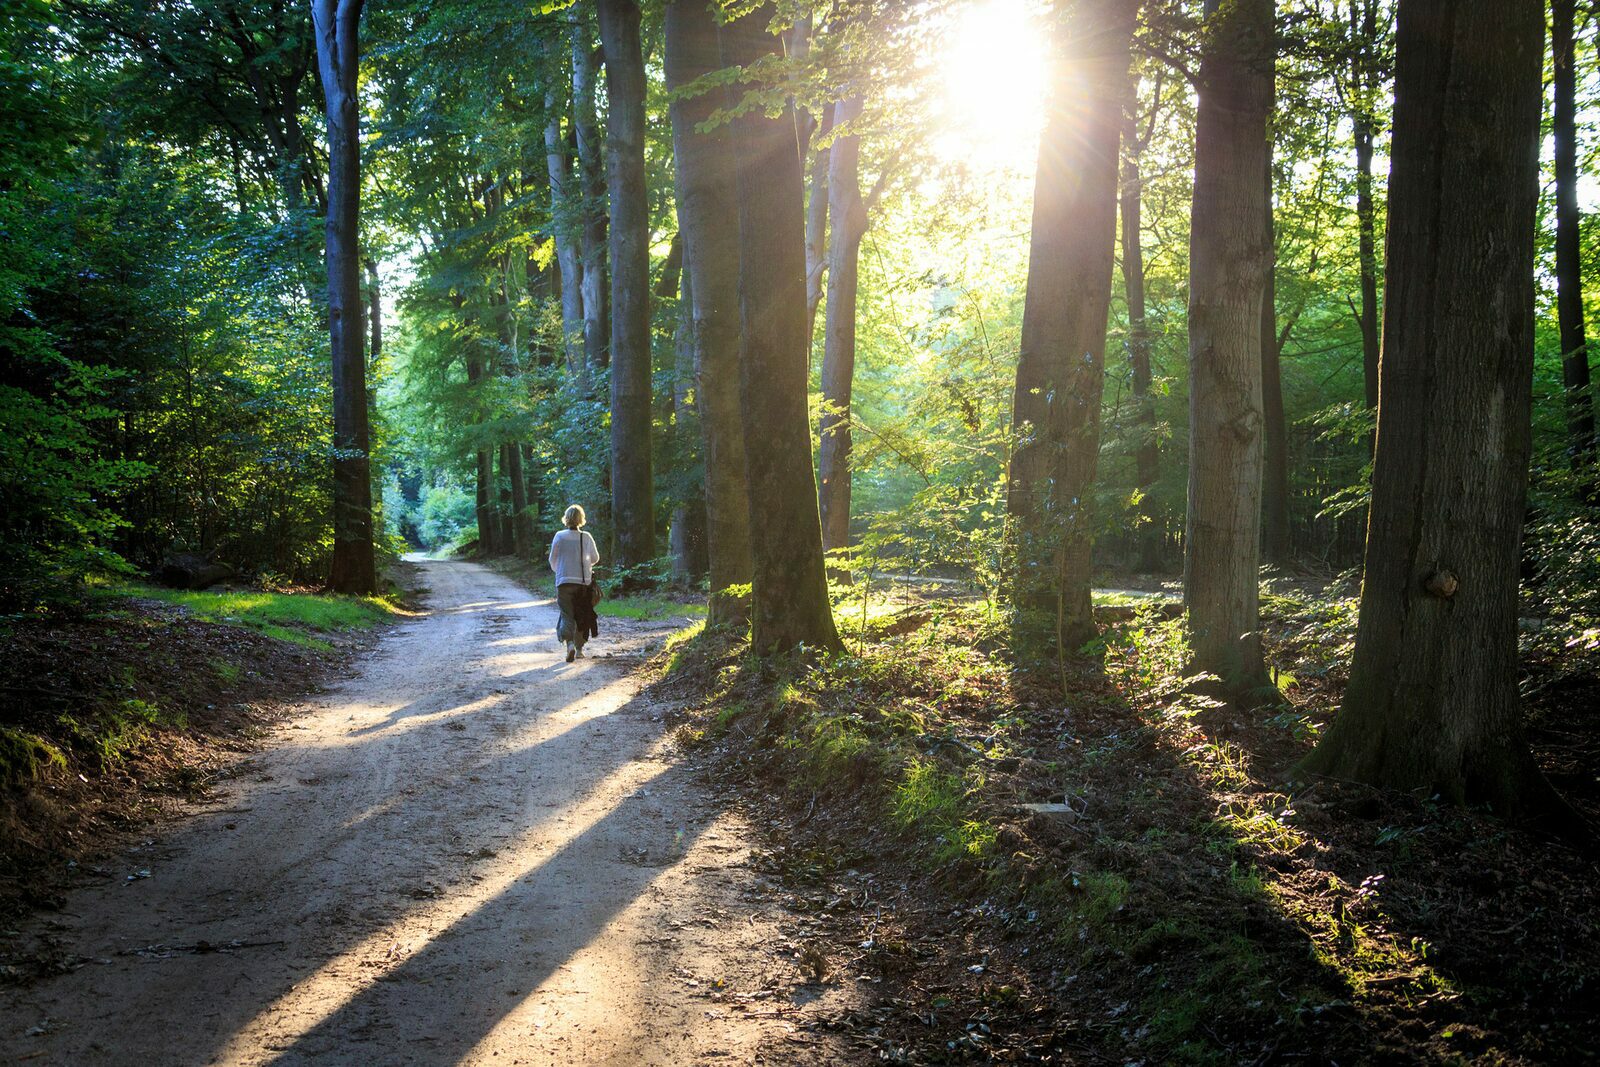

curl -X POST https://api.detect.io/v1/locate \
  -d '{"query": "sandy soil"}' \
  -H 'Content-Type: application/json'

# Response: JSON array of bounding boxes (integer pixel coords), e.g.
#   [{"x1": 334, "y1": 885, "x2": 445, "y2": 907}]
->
[{"x1": 1, "y1": 559, "x2": 855, "y2": 1065}]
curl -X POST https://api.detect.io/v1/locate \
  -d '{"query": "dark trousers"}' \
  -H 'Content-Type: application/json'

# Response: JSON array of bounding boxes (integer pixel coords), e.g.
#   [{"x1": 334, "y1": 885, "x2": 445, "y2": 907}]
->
[{"x1": 557, "y1": 583, "x2": 587, "y2": 648}]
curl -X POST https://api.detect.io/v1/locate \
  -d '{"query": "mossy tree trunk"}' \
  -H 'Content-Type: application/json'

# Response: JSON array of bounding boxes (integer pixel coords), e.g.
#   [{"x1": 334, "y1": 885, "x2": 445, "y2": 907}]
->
[
  {"x1": 721, "y1": 4, "x2": 842, "y2": 655},
  {"x1": 1006, "y1": 0, "x2": 1137, "y2": 648}
]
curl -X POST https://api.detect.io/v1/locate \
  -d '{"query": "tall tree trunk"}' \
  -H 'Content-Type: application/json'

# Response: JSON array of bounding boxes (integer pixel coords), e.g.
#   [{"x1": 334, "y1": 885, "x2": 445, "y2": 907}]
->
[
  {"x1": 572, "y1": 11, "x2": 609, "y2": 371},
  {"x1": 818, "y1": 96, "x2": 868, "y2": 571},
  {"x1": 1120, "y1": 126, "x2": 1161, "y2": 572},
  {"x1": 1300, "y1": 0, "x2": 1574, "y2": 824},
  {"x1": 496, "y1": 445, "x2": 514, "y2": 555},
  {"x1": 1184, "y1": 0, "x2": 1274, "y2": 694},
  {"x1": 1262, "y1": 149, "x2": 1292, "y2": 564},
  {"x1": 670, "y1": 264, "x2": 710, "y2": 583},
  {"x1": 722, "y1": 4, "x2": 842, "y2": 654},
  {"x1": 1006, "y1": 0, "x2": 1137, "y2": 648},
  {"x1": 1554, "y1": 0, "x2": 1597, "y2": 476},
  {"x1": 543, "y1": 32, "x2": 588, "y2": 379},
  {"x1": 666, "y1": 0, "x2": 754, "y2": 626},
  {"x1": 599, "y1": 0, "x2": 656, "y2": 573},
  {"x1": 364, "y1": 255, "x2": 382, "y2": 447},
  {"x1": 504, "y1": 441, "x2": 530, "y2": 559},
  {"x1": 804, "y1": 104, "x2": 835, "y2": 343},
  {"x1": 496, "y1": 269, "x2": 534, "y2": 561},
  {"x1": 1351, "y1": 0, "x2": 1382, "y2": 423},
  {"x1": 312, "y1": 0, "x2": 374, "y2": 594}
]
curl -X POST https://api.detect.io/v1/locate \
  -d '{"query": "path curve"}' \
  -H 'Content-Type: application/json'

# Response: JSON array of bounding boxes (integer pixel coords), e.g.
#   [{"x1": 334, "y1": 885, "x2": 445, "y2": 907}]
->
[{"x1": 2, "y1": 559, "x2": 849, "y2": 1065}]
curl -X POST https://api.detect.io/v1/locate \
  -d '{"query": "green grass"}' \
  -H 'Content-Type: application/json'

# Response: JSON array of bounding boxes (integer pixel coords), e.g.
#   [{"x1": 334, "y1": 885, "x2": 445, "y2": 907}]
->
[
  {"x1": 114, "y1": 582, "x2": 403, "y2": 649},
  {"x1": 597, "y1": 596, "x2": 707, "y2": 621}
]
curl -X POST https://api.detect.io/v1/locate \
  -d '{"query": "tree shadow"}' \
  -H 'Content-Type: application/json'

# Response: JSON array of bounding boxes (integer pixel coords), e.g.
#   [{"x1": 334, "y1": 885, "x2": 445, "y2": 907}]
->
[
  {"x1": 979, "y1": 623, "x2": 1600, "y2": 1063},
  {"x1": 714, "y1": 604, "x2": 1598, "y2": 1063},
  {"x1": 246, "y1": 771, "x2": 719, "y2": 1065},
  {"x1": 2, "y1": 682, "x2": 705, "y2": 1064}
]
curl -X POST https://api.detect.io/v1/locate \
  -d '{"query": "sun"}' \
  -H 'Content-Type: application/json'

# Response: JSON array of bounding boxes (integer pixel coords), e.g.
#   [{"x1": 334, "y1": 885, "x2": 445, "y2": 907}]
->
[{"x1": 931, "y1": 0, "x2": 1051, "y2": 175}]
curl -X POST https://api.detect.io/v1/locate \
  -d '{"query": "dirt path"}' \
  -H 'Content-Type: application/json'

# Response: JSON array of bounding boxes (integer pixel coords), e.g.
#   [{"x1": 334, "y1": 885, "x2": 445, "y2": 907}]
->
[{"x1": 2, "y1": 559, "x2": 853, "y2": 1065}]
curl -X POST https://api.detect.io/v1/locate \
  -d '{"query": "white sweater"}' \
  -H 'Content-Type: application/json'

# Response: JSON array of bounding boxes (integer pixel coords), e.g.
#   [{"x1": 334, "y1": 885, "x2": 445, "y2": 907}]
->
[{"x1": 548, "y1": 528, "x2": 599, "y2": 587}]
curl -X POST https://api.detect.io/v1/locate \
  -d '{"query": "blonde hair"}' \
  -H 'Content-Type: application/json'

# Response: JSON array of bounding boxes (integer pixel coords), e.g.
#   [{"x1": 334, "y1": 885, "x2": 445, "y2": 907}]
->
[{"x1": 563, "y1": 504, "x2": 586, "y2": 530}]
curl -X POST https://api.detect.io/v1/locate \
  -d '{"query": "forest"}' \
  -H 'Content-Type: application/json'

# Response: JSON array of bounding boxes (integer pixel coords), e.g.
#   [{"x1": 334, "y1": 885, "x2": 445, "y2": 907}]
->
[{"x1": 3, "y1": 0, "x2": 1600, "y2": 1063}]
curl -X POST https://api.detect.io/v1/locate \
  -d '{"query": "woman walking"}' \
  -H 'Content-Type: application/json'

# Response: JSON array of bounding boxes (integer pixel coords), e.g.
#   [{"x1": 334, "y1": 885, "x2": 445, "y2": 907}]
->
[{"x1": 548, "y1": 504, "x2": 600, "y2": 662}]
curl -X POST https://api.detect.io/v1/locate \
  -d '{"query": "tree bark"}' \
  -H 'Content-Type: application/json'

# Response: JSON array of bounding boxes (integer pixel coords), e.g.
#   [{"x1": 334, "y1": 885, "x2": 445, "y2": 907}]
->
[
  {"x1": 1184, "y1": 0, "x2": 1274, "y2": 694},
  {"x1": 722, "y1": 4, "x2": 842, "y2": 654},
  {"x1": 311, "y1": 0, "x2": 374, "y2": 594},
  {"x1": 1006, "y1": 0, "x2": 1137, "y2": 648},
  {"x1": 818, "y1": 96, "x2": 868, "y2": 572},
  {"x1": 1120, "y1": 120, "x2": 1161, "y2": 572},
  {"x1": 1300, "y1": 0, "x2": 1576, "y2": 824},
  {"x1": 805, "y1": 104, "x2": 835, "y2": 343},
  {"x1": 543, "y1": 31, "x2": 589, "y2": 379},
  {"x1": 1554, "y1": 0, "x2": 1597, "y2": 476},
  {"x1": 599, "y1": 0, "x2": 656, "y2": 572},
  {"x1": 666, "y1": 0, "x2": 754, "y2": 627},
  {"x1": 503, "y1": 441, "x2": 530, "y2": 559},
  {"x1": 1352, "y1": 0, "x2": 1382, "y2": 420},
  {"x1": 671, "y1": 263, "x2": 710, "y2": 584},
  {"x1": 572, "y1": 9, "x2": 609, "y2": 371},
  {"x1": 1262, "y1": 148, "x2": 1292, "y2": 564}
]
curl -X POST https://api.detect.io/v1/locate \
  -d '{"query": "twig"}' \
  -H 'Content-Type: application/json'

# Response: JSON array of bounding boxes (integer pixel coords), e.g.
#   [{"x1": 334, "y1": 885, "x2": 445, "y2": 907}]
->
[{"x1": 125, "y1": 938, "x2": 286, "y2": 956}]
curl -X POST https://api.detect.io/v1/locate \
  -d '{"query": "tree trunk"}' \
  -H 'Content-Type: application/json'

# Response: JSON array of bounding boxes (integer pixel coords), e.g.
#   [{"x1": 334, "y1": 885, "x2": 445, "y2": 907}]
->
[
  {"x1": 722, "y1": 4, "x2": 842, "y2": 654},
  {"x1": 311, "y1": 0, "x2": 374, "y2": 594},
  {"x1": 1554, "y1": 0, "x2": 1597, "y2": 476},
  {"x1": 818, "y1": 96, "x2": 868, "y2": 573},
  {"x1": 503, "y1": 442, "x2": 530, "y2": 559},
  {"x1": 466, "y1": 338, "x2": 499, "y2": 556},
  {"x1": 1300, "y1": 0, "x2": 1575, "y2": 824},
  {"x1": 364, "y1": 255, "x2": 381, "y2": 466},
  {"x1": 671, "y1": 262, "x2": 711, "y2": 584},
  {"x1": 544, "y1": 32, "x2": 589, "y2": 379},
  {"x1": 474, "y1": 441, "x2": 494, "y2": 554},
  {"x1": 572, "y1": 10, "x2": 609, "y2": 371},
  {"x1": 365, "y1": 257, "x2": 382, "y2": 375},
  {"x1": 805, "y1": 104, "x2": 835, "y2": 343},
  {"x1": 1120, "y1": 132, "x2": 1161, "y2": 573},
  {"x1": 666, "y1": 0, "x2": 754, "y2": 627},
  {"x1": 1184, "y1": 0, "x2": 1274, "y2": 694},
  {"x1": 599, "y1": 0, "x2": 656, "y2": 573},
  {"x1": 1352, "y1": 0, "x2": 1382, "y2": 423},
  {"x1": 1262, "y1": 150, "x2": 1292, "y2": 564},
  {"x1": 1006, "y1": 0, "x2": 1136, "y2": 648}
]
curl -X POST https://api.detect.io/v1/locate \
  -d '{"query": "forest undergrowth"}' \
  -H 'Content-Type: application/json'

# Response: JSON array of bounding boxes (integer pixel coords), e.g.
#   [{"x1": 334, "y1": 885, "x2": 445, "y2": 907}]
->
[
  {"x1": 0, "y1": 576, "x2": 413, "y2": 925},
  {"x1": 651, "y1": 581, "x2": 1600, "y2": 1065}
]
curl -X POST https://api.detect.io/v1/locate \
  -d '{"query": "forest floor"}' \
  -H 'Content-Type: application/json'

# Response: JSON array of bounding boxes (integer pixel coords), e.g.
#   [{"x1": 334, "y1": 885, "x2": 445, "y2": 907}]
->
[
  {"x1": 0, "y1": 559, "x2": 861, "y2": 1064},
  {"x1": 4, "y1": 561, "x2": 1596, "y2": 1065},
  {"x1": 649, "y1": 581, "x2": 1600, "y2": 1065}
]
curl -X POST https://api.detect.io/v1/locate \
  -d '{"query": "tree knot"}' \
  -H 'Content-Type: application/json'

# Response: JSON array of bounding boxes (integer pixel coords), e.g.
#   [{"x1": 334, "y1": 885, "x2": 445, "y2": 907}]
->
[{"x1": 1423, "y1": 569, "x2": 1459, "y2": 598}]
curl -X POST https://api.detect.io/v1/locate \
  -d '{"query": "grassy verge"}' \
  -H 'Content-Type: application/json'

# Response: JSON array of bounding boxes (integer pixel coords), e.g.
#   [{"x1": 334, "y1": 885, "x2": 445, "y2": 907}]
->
[
  {"x1": 109, "y1": 581, "x2": 405, "y2": 649},
  {"x1": 2, "y1": 574, "x2": 417, "y2": 916},
  {"x1": 597, "y1": 596, "x2": 706, "y2": 621},
  {"x1": 652, "y1": 590, "x2": 1599, "y2": 1064}
]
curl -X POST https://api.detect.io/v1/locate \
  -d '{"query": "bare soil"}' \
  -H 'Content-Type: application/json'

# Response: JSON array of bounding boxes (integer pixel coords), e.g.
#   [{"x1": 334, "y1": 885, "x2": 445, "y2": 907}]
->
[{"x1": 1, "y1": 559, "x2": 856, "y2": 1064}]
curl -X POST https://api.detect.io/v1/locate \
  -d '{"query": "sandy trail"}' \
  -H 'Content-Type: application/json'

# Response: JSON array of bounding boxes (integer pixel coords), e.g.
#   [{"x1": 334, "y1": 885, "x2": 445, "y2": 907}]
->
[{"x1": 2, "y1": 559, "x2": 851, "y2": 1065}]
